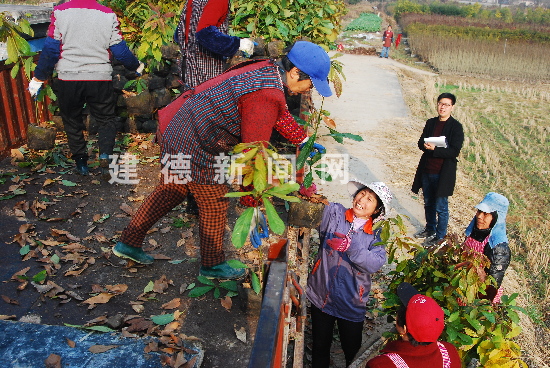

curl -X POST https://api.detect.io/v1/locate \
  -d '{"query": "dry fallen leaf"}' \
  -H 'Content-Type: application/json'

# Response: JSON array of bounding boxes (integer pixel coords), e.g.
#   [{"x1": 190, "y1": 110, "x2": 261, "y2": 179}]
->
[
  {"x1": 82, "y1": 292, "x2": 114, "y2": 305},
  {"x1": 162, "y1": 298, "x2": 181, "y2": 310},
  {"x1": 105, "y1": 284, "x2": 128, "y2": 294},
  {"x1": 0, "y1": 315, "x2": 17, "y2": 320},
  {"x1": 11, "y1": 267, "x2": 30, "y2": 281},
  {"x1": 120, "y1": 203, "x2": 134, "y2": 216},
  {"x1": 131, "y1": 304, "x2": 145, "y2": 313},
  {"x1": 234, "y1": 325, "x2": 246, "y2": 343},
  {"x1": 221, "y1": 296, "x2": 232, "y2": 312},
  {"x1": 1, "y1": 295, "x2": 19, "y2": 305},
  {"x1": 66, "y1": 338, "x2": 76, "y2": 348},
  {"x1": 88, "y1": 344, "x2": 119, "y2": 353},
  {"x1": 44, "y1": 353, "x2": 61, "y2": 368}
]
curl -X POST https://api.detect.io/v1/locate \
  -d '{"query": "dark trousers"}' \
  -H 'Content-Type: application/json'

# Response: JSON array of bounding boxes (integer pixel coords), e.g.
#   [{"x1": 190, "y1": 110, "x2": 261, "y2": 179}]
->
[
  {"x1": 53, "y1": 79, "x2": 117, "y2": 160},
  {"x1": 421, "y1": 173, "x2": 449, "y2": 240},
  {"x1": 310, "y1": 304, "x2": 364, "y2": 368}
]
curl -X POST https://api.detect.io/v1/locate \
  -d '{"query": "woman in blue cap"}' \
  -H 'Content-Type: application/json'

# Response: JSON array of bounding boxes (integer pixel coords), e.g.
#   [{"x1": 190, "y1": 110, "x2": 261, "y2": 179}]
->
[
  {"x1": 463, "y1": 192, "x2": 511, "y2": 303},
  {"x1": 113, "y1": 41, "x2": 332, "y2": 280}
]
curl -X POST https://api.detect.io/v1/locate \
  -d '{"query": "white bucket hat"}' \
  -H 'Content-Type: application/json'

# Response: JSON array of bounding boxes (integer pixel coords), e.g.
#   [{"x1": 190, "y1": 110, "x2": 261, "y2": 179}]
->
[{"x1": 347, "y1": 180, "x2": 393, "y2": 220}]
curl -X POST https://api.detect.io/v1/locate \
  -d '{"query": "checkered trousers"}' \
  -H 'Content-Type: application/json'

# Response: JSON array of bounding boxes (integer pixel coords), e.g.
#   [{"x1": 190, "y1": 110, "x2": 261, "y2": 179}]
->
[{"x1": 120, "y1": 182, "x2": 229, "y2": 267}]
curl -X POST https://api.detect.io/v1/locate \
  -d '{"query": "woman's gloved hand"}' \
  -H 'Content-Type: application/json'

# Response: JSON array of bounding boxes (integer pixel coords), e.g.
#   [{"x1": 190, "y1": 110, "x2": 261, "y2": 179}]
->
[
  {"x1": 299, "y1": 139, "x2": 326, "y2": 158},
  {"x1": 250, "y1": 211, "x2": 269, "y2": 248},
  {"x1": 326, "y1": 232, "x2": 351, "y2": 252}
]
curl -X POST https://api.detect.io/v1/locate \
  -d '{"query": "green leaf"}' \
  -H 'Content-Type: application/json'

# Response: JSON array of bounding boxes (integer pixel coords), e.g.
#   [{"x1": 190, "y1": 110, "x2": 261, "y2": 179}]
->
[
  {"x1": 227, "y1": 259, "x2": 248, "y2": 269},
  {"x1": 213, "y1": 287, "x2": 221, "y2": 299},
  {"x1": 251, "y1": 272, "x2": 261, "y2": 294},
  {"x1": 263, "y1": 199, "x2": 285, "y2": 235},
  {"x1": 226, "y1": 291, "x2": 239, "y2": 298},
  {"x1": 143, "y1": 281, "x2": 154, "y2": 293},
  {"x1": 64, "y1": 323, "x2": 115, "y2": 333},
  {"x1": 253, "y1": 153, "x2": 268, "y2": 192},
  {"x1": 219, "y1": 280, "x2": 238, "y2": 292},
  {"x1": 10, "y1": 62, "x2": 20, "y2": 79},
  {"x1": 20, "y1": 244, "x2": 30, "y2": 256},
  {"x1": 32, "y1": 270, "x2": 47, "y2": 283},
  {"x1": 50, "y1": 254, "x2": 60, "y2": 264},
  {"x1": 197, "y1": 275, "x2": 215, "y2": 286},
  {"x1": 151, "y1": 313, "x2": 175, "y2": 325},
  {"x1": 231, "y1": 207, "x2": 255, "y2": 248},
  {"x1": 61, "y1": 180, "x2": 78, "y2": 187},
  {"x1": 303, "y1": 170, "x2": 313, "y2": 188},
  {"x1": 267, "y1": 182, "x2": 300, "y2": 194},
  {"x1": 188, "y1": 286, "x2": 214, "y2": 298},
  {"x1": 187, "y1": 283, "x2": 195, "y2": 290}
]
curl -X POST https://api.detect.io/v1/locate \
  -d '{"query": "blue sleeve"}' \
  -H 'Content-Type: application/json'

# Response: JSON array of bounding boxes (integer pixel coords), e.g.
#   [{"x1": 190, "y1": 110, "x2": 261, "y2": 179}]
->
[
  {"x1": 346, "y1": 232, "x2": 386, "y2": 274},
  {"x1": 109, "y1": 40, "x2": 140, "y2": 71},
  {"x1": 34, "y1": 37, "x2": 60, "y2": 81},
  {"x1": 195, "y1": 25, "x2": 240, "y2": 57}
]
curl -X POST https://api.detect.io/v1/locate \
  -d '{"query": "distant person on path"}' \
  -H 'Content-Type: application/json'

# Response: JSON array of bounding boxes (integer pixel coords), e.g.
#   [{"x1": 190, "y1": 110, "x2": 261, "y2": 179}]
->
[
  {"x1": 365, "y1": 282, "x2": 461, "y2": 368},
  {"x1": 175, "y1": 0, "x2": 255, "y2": 91},
  {"x1": 28, "y1": 0, "x2": 144, "y2": 178},
  {"x1": 380, "y1": 25, "x2": 393, "y2": 58},
  {"x1": 412, "y1": 93, "x2": 464, "y2": 247},
  {"x1": 463, "y1": 192, "x2": 511, "y2": 303},
  {"x1": 113, "y1": 41, "x2": 332, "y2": 280},
  {"x1": 307, "y1": 179, "x2": 393, "y2": 368}
]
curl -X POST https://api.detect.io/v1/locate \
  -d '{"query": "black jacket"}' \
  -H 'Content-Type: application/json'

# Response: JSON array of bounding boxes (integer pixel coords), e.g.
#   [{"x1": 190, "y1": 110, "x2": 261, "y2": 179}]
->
[{"x1": 411, "y1": 116, "x2": 464, "y2": 197}]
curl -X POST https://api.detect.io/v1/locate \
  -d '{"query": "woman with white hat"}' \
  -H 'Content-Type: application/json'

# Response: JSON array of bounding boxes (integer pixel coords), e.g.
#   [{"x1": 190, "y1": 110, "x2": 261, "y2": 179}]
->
[{"x1": 306, "y1": 179, "x2": 393, "y2": 367}]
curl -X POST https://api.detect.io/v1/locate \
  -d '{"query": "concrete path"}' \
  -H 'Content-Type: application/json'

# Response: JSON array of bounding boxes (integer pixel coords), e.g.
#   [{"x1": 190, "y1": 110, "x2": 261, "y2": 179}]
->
[{"x1": 312, "y1": 53, "x2": 433, "y2": 231}]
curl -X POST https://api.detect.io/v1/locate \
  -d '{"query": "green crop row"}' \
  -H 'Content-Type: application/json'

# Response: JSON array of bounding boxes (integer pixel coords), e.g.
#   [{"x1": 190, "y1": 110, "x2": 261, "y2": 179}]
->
[{"x1": 344, "y1": 12, "x2": 382, "y2": 32}]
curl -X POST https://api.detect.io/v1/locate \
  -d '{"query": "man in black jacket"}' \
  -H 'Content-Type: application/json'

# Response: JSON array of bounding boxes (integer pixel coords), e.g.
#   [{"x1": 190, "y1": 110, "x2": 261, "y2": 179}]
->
[{"x1": 412, "y1": 93, "x2": 464, "y2": 247}]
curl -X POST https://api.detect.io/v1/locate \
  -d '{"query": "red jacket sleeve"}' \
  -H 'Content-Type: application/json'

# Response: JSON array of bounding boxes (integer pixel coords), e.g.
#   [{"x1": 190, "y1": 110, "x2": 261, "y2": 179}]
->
[{"x1": 238, "y1": 89, "x2": 307, "y2": 145}]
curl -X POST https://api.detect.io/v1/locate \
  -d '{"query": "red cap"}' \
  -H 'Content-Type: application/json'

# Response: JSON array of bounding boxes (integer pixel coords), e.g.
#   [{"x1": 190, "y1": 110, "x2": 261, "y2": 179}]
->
[{"x1": 397, "y1": 283, "x2": 445, "y2": 342}]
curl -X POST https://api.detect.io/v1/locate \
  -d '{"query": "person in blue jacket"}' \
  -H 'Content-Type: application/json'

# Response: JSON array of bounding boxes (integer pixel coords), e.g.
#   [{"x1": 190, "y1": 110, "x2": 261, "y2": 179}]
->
[{"x1": 306, "y1": 179, "x2": 393, "y2": 367}]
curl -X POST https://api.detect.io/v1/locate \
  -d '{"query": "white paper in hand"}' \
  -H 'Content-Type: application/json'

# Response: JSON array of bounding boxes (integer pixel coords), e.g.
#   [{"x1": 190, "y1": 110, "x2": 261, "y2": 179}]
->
[{"x1": 424, "y1": 136, "x2": 447, "y2": 148}]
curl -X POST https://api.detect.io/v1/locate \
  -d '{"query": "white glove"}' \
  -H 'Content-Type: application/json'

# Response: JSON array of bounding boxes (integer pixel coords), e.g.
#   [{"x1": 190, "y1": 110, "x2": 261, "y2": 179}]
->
[
  {"x1": 136, "y1": 62, "x2": 145, "y2": 76},
  {"x1": 239, "y1": 38, "x2": 255, "y2": 57},
  {"x1": 28, "y1": 78, "x2": 44, "y2": 97}
]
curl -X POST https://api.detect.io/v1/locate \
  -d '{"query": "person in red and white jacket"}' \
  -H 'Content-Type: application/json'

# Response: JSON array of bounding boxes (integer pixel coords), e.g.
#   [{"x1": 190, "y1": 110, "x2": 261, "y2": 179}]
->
[
  {"x1": 29, "y1": 0, "x2": 144, "y2": 178},
  {"x1": 366, "y1": 283, "x2": 461, "y2": 368}
]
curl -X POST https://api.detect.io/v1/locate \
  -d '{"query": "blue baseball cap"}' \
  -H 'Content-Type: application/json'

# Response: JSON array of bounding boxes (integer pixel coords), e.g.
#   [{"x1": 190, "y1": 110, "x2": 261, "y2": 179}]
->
[{"x1": 287, "y1": 41, "x2": 332, "y2": 97}]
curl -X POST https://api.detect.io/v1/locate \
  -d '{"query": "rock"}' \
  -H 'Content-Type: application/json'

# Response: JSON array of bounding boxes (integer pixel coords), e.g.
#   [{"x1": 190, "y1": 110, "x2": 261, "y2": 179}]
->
[
  {"x1": 165, "y1": 74, "x2": 182, "y2": 90},
  {"x1": 161, "y1": 44, "x2": 179, "y2": 60},
  {"x1": 112, "y1": 73, "x2": 128, "y2": 92},
  {"x1": 253, "y1": 38, "x2": 267, "y2": 56},
  {"x1": 141, "y1": 120, "x2": 158, "y2": 133},
  {"x1": 267, "y1": 40, "x2": 285, "y2": 58},
  {"x1": 151, "y1": 88, "x2": 173, "y2": 108},
  {"x1": 147, "y1": 74, "x2": 165, "y2": 91},
  {"x1": 106, "y1": 314, "x2": 124, "y2": 329},
  {"x1": 124, "y1": 91, "x2": 154, "y2": 115},
  {"x1": 51, "y1": 115, "x2": 64, "y2": 131},
  {"x1": 27, "y1": 125, "x2": 56, "y2": 151}
]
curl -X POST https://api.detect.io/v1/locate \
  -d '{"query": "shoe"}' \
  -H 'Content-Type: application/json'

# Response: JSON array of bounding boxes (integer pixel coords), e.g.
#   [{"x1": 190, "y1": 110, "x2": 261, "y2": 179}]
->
[
  {"x1": 423, "y1": 237, "x2": 443, "y2": 248},
  {"x1": 199, "y1": 261, "x2": 246, "y2": 280},
  {"x1": 112, "y1": 241, "x2": 154, "y2": 264},
  {"x1": 99, "y1": 153, "x2": 111, "y2": 181},
  {"x1": 74, "y1": 157, "x2": 89, "y2": 176},
  {"x1": 414, "y1": 228, "x2": 435, "y2": 239}
]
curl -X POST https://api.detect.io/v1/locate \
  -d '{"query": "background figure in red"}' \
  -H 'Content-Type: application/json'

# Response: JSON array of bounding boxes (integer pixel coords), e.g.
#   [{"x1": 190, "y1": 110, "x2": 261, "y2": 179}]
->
[
  {"x1": 395, "y1": 33, "x2": 402, "y2": 49},
  {"x1": 380, "y1": 25, "x2": 394, "y2": 58}
]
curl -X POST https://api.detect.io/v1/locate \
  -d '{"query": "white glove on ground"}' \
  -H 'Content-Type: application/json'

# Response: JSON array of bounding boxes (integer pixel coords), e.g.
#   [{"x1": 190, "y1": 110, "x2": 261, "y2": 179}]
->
[
  {"x1": 136, "y1": 62, "x2": 145, "y2": 76},
  {"x1": 239, "y1": 38, "x2": 255, "y2": 57},
  {"x1": 28, "y1": 78, "x2": 44, "y2": 97}
]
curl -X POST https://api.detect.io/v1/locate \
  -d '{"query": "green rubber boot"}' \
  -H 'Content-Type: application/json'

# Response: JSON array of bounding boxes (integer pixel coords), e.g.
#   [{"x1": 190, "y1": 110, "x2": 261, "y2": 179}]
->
[
  {"x1": 199, "y1": 261, "x2": 246, "y2": 280},
  {"x1": 113, "y1": 241, "x2": 154, "y2": 265}
]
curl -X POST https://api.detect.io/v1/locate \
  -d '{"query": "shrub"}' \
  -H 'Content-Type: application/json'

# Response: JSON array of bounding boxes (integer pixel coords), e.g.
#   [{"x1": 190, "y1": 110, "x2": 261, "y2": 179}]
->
[
  {"x1": 344, "y1": 12, "x2": 382, "y2": 32},
  {"x1": 377, "y1": 221, "x2": 528, "y2": 367}
]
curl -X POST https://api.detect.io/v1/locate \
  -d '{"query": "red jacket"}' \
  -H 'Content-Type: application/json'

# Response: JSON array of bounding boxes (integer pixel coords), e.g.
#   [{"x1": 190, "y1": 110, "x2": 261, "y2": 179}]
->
[{"x1": 366, "y1": 340, "x2": 461, "y2": 368}]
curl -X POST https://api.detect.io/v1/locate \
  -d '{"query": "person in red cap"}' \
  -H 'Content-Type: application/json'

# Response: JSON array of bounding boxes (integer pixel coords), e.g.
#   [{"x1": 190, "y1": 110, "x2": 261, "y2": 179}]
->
[{"x1": 366, "y1": 282, "x2": 461, "y2": 368}]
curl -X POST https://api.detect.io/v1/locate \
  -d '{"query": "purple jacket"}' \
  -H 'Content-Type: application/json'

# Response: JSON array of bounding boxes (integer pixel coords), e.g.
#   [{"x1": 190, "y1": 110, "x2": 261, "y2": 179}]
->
[{"x1": 306, "y1": 203, "x2": 387, "y2": 322}]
